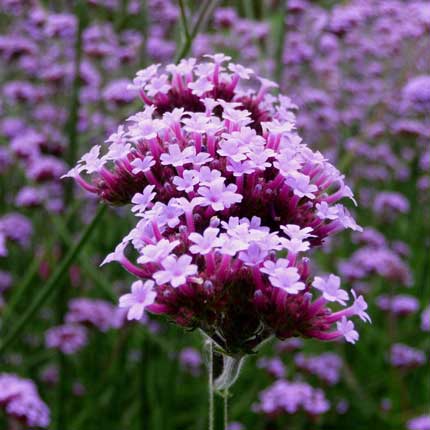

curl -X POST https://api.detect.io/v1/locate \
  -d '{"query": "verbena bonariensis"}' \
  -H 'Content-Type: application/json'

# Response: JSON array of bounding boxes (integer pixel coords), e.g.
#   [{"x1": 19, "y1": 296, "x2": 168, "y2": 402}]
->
[
  {"x1": 0, "y1": 373, "x2": 50, "y2": 428},
  {"x1": 66, "y1": 55, "x2": 369, "y2": 355}
]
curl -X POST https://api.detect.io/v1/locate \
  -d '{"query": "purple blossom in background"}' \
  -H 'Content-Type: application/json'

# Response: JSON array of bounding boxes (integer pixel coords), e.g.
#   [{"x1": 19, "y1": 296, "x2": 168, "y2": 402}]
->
[
  {"x1": 421, "y1": 305, "x2": 430, "y2": 331},
  {"x1": 0, "y1": 269, "x2": 12, "y2": 293},
  {"x1": 254, "y1": 379, "x2": 330, "y2": 416},
  {"x1": 339, "y1": 245, "x2": 413, "y2": 286},
  {"x1": 257, "y1": 357, "x2": 286, "y2": 378},
  {"x1": 226, "y1": 423, "x2": 244, "y2": 430},
  {"x1": 376, "y1": 295, "x2": 420, "y2": 316},
  {"x1": 65, "y1": 298, "x2": 123, "y2": 332},
  {"x1": 390, "y1": 343, "x2": 426, "y2": 369},
  {"x1": 403, "y1": 75, "x2": 430, "y2": 112},
  {"x1": 295, "y1": 352, "x2": 343, "y2": 385},
  {"x1": 373, "y1": 191, "x2": 410, "y2": 219},
  {"x1": 276, "y1": 338, "x2": 303, "y2": 353},
  {"x1": 45, "y1": 324, "x2": 88, "y2": 355},
  {"x1": 0, "y1": 373, "x2": 50, "y2": 427},
  {"x1": 179, "y1": 347, "x2": 202, "y2": 376},
  {"x1": 39, "y1": 365, "x2": 59, "y2": 386},
  {"x1": 408, "y1": 415, "x2": 430, "y2": 430},
  {"x1": 0, "y1": 213, "x2": 33, "y2": 254}
]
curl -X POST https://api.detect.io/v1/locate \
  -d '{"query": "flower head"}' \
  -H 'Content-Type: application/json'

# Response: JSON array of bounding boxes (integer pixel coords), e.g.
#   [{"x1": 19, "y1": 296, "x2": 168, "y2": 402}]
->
[{"x1": 68, "y1": 57, "x2": 366, "y2": 354}]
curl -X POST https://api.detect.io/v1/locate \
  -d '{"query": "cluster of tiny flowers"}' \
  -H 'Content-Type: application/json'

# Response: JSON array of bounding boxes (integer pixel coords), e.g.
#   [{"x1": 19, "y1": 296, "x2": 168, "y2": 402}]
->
[
  {"x1": 257, "y1": 356, "x2": 286, "y2": 378},
  {"x1": 0, "y1": 373, "x2": 50, "y2": 428},
  {"x1": 179, "y1": 347, "x2": 203, "y2": 376},
  {"x1": 253, "y1": 379, "x2": 330, "y2": 416},
  {"x1": 45, "y1": 324, "x2": 88, "y2": 355},
  {"x1": 408, "y1": 415, "x2": 430, "y2": 430},
  {"x1": 294, "y1": 352, "x2": 343, "y2": 385},
  {"x1": 402, "y1": 75, "x2": 430, "y2": 112},
  {"x1": 373, "y1": 191, "x2": 410, "y2": 220},
  {"x1": 389, "y1": 343, "x2": 426, "y2": 369},
  {"x1": 68, "y1": 56, "x2": 367, "y2": 354},
  {"x1": 65, "y1": 298, "x2": 126, "y2": 332},
  {"x1": 0, "y1": 212, "x2": 32, "y2": 257},
  {"x1": 421, "y1": 305, "x2": 430, "y2": 331},
  {"x1": 339, "y1": 245, "x2": 412, "y2": 286},
  {"x1": 376, "y1": 294, "x2": 420, "y2": 316}
]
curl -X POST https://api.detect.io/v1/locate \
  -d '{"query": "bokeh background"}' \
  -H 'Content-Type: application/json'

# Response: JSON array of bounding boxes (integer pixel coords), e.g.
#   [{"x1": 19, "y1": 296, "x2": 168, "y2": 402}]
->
[{"x1": 0, "y1": 1, "x2": 429, "y2": 429}]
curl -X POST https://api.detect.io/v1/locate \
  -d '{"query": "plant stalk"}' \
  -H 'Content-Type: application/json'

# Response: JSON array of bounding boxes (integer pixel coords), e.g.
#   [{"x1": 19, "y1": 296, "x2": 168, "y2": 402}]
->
[
  {"x1": 0, "y1": 204, "x2": 107, "y2": 354},
  {"x1": 175, "y1": 0, "x2": 219, "y2": 62},
  {"x1": 208, "y1": 340, "x2": 214, "y2": 430}
]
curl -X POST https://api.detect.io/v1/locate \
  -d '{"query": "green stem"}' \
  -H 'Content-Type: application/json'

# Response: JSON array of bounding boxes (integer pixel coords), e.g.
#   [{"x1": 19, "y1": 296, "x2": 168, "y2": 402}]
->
[
  {"x1": 139, "y1": 0, "x2": 149, "y2": 66},
  {"x1": 274, "y1": 4, "x2": 287, "y2": 83},
  {"x1": 66, "y1": 0, "x2": 85, "y2": 163},
  {"x1": 208, "y1": 340, "x2": 214, "y2": 430},
  {"x1": 1, "y1": 201, "x2": 82, "y2": 323},
  {"x1": 175, "y1": 0, "x2": 219, "y2": 62},
  {"x1": 58, "y1": 10, "x2": 86, "y2": 425},
  {"x1": 178, "y1": 0, "x2": 190, "y2": 40},
  {"x1": 0, "y1": 205, "x2": 107, "y2": 354},
  {"x1": 49, "y1": 213, "x2": 115, "y2": 301},
  {"x1": 223, "y1": 389, "x2": 229, "y2": 430},
  {"x1": 1, "y1": 251, "x2": 43, "y2": 322},
  {"x1": 140, "y1": 332, "x2": 148, "y2": 430}
]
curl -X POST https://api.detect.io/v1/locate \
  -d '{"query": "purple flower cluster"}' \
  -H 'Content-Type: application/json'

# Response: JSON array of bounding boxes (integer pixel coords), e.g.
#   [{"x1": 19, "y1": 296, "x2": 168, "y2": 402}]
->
[
  {"x1": 68, "y1": 56, "x2": 368, "y2": 354},
  {"x1": 45, "y1": 324, "x2": 88, "y2": 355},
  {"x1": 0, "y1": 212, "x2": 32, "y2": 256},
  {"x1": 254, "y1": 379, "x2": 330, "y2": 417},
  {"x1": 0, "y1": 373, "x2": 50, "y2": 428},
  {"x1": 257, "y1": 357, "x2": 286, "y2": 378},
  {"x1": 65, "y1": 297, "x2": 126, "y2": 332},
  {"x1": 403, "y1": 75, "x2": 430, "y2": 112},
  {"x1": 295, "y1": 352, "x2": 343, "y2": 385},
  {"x1": 373, "y1": 192, "x2": 410, "y2": 220},
  {"x1": 421, "y1": 305, "x2": 430, "y2": 332},
  {"x1": 179, "y1": 347, "x2": 203, "y2": 376},
  {"x1": 390, "y1": 343, "x2": 426, "y2": 369},
  {"x1": 376, "y1": 295, "x2": 420, "y2": 316},
  {"x1": 339, "y1": 245, "x2": 412, "y2": 286},
  {"x1": 408, "y1": 415, "x2": 430, "y2": 430}
]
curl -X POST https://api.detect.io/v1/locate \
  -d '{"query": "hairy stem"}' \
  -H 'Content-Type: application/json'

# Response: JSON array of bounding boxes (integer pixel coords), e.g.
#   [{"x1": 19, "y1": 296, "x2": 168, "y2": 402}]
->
[
  {"x1": 223, "y1": 389, "x2": 229, "y2": 430},
  {"x1": 208, "y1": 340, "x2": 214, "y2": 430}
]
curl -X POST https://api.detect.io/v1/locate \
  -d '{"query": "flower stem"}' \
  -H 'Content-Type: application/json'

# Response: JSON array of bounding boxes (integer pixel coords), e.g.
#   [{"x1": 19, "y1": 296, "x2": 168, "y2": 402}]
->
[
  {"x1": 175, "y1": 0, "x2": 219, "y2": 62},
  {"x1": 178, "y1": 0, "x2": 190, "y2": 40},
  {"x1": 65, "y1": 0, "x2": 87, "y2": 206},
  {"x1": 274, "y1": 3, "x2": 287, "y2": 83},
  {"x1": 208, "y1": 340, "x2": 214, "y2": 430},
  {"x1": 0, "y1": 204, "x2": 107, "y2": 354},
  {"x1": 223, "y1": 388, "x2": 229, "y2": 430},
  {"x1": 1, "y1": 201, "x2": 82, "y2": 324},
  {"x1": 57, "y1": 4, "x2": 87, "y2": 427}
]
